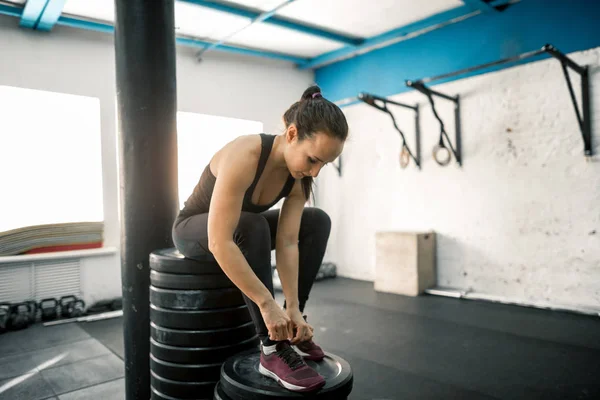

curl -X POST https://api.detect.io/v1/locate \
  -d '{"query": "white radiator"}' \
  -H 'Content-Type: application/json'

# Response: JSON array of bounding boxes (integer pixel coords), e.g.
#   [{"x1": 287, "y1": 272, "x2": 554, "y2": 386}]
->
[{"x1": 0, "y1": 258, "x2": 81, "y2": 303}]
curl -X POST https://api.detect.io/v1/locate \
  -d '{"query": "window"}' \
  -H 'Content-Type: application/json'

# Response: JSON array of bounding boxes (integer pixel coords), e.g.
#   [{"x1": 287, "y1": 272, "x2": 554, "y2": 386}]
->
[
  {"x1": 0, "y1": 86, "x2": 103, "y2": 233},
  {"x1": 177, "y1": 111, "x2": 263, "y2": 209}
]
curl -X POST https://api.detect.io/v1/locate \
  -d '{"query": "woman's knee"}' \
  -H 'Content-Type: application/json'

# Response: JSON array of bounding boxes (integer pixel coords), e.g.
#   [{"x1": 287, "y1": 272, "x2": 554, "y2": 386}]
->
[
  {"x1": 234, "y1": 212, "x2": 271, "y2": 253},
  {"x1": 302, "y1": 207, "x2": 331, "y2": 234}
]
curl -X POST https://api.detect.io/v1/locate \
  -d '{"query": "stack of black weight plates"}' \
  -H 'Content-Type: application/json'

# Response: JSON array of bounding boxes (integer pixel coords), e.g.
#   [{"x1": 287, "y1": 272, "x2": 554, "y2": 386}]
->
[
  {"x1": 214, "y1": 348, "x2": 354, "y2": 399},
  {"x1": 149, "y1": 248, "x2": 260, "y2": 400}
]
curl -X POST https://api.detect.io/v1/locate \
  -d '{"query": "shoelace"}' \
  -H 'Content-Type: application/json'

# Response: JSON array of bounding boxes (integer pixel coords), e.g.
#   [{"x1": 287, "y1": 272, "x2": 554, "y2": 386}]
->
[{"x1": 277, "y1": 344, "x2": 305, "y2": 370}]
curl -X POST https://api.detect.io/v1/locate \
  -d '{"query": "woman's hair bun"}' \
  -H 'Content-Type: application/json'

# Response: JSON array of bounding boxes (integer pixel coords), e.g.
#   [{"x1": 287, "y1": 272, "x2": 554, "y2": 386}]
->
[{"x1": 301, "y1": 85, "x2": 322, "y2": 101}]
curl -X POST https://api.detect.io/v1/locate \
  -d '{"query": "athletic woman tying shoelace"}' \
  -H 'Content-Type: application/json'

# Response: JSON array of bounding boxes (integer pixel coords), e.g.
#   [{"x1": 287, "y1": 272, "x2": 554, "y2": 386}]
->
[{"x1": 171, "y1": 85, "x2": 349, "y2": 393}]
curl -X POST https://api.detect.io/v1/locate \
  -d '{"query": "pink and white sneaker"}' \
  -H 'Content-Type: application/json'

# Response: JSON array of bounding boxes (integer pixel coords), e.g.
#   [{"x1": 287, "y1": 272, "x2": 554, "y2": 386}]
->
[
  {"x1": 294, "y1": 339, "x2": 325, "y2": 361},
  {"x1": 259, "y1": 340, "x2": 325, "y2": 392}
]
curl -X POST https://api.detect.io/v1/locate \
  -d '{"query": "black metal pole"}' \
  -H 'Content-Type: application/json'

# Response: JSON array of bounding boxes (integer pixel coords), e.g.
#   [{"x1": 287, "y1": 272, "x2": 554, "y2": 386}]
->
[
  {"x1": 581, "y1": 67, "x2": 593, "y2": 156},
  {"x1": 114, "y1": 1, "x2": 178, "y2": 399},
  {"x1": 415, "y1": 104, "x2": 421, "y2": 168},
  {"x1": 454, "y1": 95, "x2": 462, "y2": 165},
  {"x1": 408, "y1": 44, "x2": 583, "y2": 87}
]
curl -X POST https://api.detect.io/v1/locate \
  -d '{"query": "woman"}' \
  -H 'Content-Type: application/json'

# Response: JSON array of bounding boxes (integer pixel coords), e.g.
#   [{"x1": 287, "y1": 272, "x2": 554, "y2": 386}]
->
[{"x1": 172, "y1": 85, "x2": 348, "y2": 393}]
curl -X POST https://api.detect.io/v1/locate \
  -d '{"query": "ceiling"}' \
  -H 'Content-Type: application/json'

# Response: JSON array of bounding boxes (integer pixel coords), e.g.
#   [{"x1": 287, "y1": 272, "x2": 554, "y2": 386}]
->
[{"x1": 0, "y1": 0, "x2": 517, "y2": 68}]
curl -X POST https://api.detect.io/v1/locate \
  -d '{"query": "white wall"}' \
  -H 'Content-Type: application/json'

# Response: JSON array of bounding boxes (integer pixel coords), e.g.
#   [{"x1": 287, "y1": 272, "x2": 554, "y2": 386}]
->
[
  {"x1": 317, "y1": 46, "x2": 600, "y2": 311},
  {"x1": 0, "y1": 15, "x2": 313, "y2": 305}
]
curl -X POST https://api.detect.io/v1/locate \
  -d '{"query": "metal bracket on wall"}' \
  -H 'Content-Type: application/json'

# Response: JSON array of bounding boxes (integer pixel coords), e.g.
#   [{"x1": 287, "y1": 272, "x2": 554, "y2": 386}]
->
[
  {"x1": 543, "y1": 44, "x2": 592, "y2": 157},
  {"x1": 405, "y1": 81, "x2": 461, "y2": 167},
  {"x1": 406, "y1": 43, "x2": 592, "y2": 159},
  {"x1": 358, "y1": 92, "x2": 421, "y2": 169}
]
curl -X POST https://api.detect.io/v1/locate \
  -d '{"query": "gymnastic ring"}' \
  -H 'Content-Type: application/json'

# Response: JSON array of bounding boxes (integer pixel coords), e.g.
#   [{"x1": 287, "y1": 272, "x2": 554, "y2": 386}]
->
[
  {"x1": 432, "y1": 144, "x2": 452, "y2": 166},
  {"x1": 399, "y1": 147, "x2": 410, "y2": 169}
]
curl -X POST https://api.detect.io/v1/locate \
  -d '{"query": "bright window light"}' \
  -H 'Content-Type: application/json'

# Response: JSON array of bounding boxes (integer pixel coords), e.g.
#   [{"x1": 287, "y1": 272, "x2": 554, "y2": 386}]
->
[
  {"x1": 0, "y1": 86, "x2": 104, "y2": 232},
  {"x1": 177, "y1": 111, "x2": 263, "y2": 209}
]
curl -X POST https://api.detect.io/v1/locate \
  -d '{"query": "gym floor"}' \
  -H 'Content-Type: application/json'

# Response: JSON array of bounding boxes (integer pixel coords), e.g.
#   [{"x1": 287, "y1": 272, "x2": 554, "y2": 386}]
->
[{"x1": 0, "y1": 277, "x2": 599, "y2": 400}]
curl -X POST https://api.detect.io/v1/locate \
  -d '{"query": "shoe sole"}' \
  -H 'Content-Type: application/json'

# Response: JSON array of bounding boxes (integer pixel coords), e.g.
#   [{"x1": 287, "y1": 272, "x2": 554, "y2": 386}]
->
[
  {"x1": 258, "y1": 363, "x2": 325, "y2": 393},
  {"x1": 294, "y1": 346, "x2": 325, "y2": 362}
]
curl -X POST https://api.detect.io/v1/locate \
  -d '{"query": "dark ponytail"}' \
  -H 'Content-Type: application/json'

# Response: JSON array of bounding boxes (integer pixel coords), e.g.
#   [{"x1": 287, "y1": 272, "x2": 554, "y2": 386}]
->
[{"x1": 283, "y1": 85, "x2": 348, "y2": 200}]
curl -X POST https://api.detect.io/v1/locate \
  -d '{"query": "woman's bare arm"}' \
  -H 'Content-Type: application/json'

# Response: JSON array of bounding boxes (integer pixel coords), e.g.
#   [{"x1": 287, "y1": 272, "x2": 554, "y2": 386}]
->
[
  {"x1": 207, "y1": 137, "x2": 273, "y2": 309},
  {"x1": 274, "y1": 180, "x2": 305, "y2": 310}
]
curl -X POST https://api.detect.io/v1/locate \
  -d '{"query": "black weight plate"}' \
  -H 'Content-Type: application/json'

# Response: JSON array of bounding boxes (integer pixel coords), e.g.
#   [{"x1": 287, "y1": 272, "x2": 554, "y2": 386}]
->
[
  {"x1": 151, "y1": 386, "x2": 182, "y2": 400},
  {"x1": 150, "y1": 248, "x2": 222, "y2": 275},
  {"x1": 150, "y1": 336, "x2": 259, "y2": 364},
  {"x1": 213, "y1": 382, "x2": 232, "y2": 400},
  {"x1": 151, "y1": 370, "x2": 216, "y2": 400},
  {"x1": 150, "y1": 304, "x2": 251, "y2": 330},
  {"x1": 151, "y1": 321, "x2": 256, "y2": 347},
  {"x1": 220, "y1": 349, "x2": 353, "y2": 400},
  {"x1": 151, "y1": 386, "x2": 212, "y2": 400},
  {"x1": 151, "y1": 270, "x2": 235, "y2": 290},
  {"x1": 150, "y1": 386, "x2": 176, "y2": 400},
  {"x1": 150, "y1": 286, "x2": 244, "y2": 310},
  {"x1": 150, "y1": 353, "x2": 222, "y2": 382}
]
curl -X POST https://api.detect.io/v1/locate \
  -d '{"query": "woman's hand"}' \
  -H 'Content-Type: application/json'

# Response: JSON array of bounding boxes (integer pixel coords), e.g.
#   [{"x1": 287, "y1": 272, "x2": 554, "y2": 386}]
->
[
  {"x1": 286, "y1": 307, "x2": 314, "y2": 344},
  {"x1": 259, "y1": 299, "x2": 294, "y2": 341}
]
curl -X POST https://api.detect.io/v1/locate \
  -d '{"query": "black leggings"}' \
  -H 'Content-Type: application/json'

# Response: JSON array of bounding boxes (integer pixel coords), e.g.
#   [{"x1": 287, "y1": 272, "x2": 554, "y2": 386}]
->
[{"x1": 172, "y1": 207, "x2": 331, "y2": 343}]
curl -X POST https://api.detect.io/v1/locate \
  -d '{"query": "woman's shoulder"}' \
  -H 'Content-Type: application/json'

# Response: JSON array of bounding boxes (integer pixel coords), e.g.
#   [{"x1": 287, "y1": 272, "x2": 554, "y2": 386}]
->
[
  {"x1": 211, "y1": 133, "x2": 263, "y2": 177},
  {"x1": 221, "y1": 134, "x2": 263, "y2": 161}
]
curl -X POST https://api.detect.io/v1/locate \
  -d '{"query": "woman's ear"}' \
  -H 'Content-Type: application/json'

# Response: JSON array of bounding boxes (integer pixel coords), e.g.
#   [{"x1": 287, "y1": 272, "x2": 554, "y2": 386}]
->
[{"x1": 286, "y1": 123, "x2": 298, "y2": 143}]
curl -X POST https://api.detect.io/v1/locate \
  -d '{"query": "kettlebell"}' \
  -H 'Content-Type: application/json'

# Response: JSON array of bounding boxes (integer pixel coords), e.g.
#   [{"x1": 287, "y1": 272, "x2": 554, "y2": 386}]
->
[
  {"x1": 0, "y1": 303, "x2": 10, "y2": 333},
  {"x1": 26, "y1": 300, "x2": 38, "y2": 325},
  {"x1": 8, "y1": 303, "x2": 30, "y2": 330},
  {"x1": 40, "y1": 298, "x2": 59, "y2": 321},
  {"x1": 71, "y1": 298, "x2": 86, "y2": 318},
  {"x1": 59, "y1": 295, "x2": 77, "y2": 318}
]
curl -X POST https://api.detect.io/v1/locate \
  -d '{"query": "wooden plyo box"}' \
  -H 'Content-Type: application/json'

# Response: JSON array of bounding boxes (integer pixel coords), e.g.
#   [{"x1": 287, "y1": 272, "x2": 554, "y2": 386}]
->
[{"x1": 374, "y1": 231, "x2": 436, "y2": 296}]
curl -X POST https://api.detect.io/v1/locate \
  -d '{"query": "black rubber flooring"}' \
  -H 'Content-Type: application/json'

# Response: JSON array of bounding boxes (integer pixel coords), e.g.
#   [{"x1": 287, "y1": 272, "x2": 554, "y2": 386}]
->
[{"x1": 0, "y1": 277, "x2": 599, "y2": 399}]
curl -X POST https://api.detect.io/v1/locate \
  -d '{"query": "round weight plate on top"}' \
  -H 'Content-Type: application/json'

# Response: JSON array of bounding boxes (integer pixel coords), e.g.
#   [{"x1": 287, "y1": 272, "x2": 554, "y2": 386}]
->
[
  {"x1": 150, "y1": 248, "x2": 222, "y2": 275},
  {"x1": 220, "y1": 349, "x2": 353, "y2": 399},
  {"x1": 151, "y1": 270, "x2": 234, "y2": 290},
  {"x1": 151, "y1": 321, "x2": 256, "y2": 347}
]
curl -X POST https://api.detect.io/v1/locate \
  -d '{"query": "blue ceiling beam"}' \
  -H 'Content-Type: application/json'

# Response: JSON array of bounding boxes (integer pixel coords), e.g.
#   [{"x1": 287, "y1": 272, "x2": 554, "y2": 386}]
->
[
  {"x1": 37, "y1": 0, "x2": 67, "y2": 31},
  {"x1": 180, "y1": 0, "x2": 363, "y2": 46},
  {"x1": 461, "y1": 0, "x2": 498, "y2": 13},
  {"x1": 19, "y1": 0, "x2": 47, "y2": 29},
  {"x1": 299, "y1": 0, "x2": 517, "y2": 70},
  {"x1": 0, "y1": 4, "x2": 22, "y2": 17}
]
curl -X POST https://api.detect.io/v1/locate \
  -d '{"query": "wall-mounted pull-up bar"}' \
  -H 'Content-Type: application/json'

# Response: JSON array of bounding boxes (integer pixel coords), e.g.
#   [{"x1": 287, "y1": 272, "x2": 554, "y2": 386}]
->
[
  {"x1": 405, "y1": 81, "x2": 461, "y2": 167},
  {"x1": 406, "y1": 43, "x2": 592, "y2": 161},
  {"x1": 358, "y1": 92, "x2": 421, "y2": 169}
]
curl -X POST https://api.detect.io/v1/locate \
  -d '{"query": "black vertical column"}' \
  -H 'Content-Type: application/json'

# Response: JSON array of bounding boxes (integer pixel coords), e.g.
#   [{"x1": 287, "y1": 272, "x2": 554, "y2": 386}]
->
[{"x1": 114, "y1": 1, "x2": 178, "y2": 399}]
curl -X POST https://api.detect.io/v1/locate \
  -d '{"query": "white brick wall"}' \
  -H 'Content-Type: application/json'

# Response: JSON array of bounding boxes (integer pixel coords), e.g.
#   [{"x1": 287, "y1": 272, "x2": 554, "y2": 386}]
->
[{"x1": 317, "y1": 46, "x2": 600, "y2": 311}]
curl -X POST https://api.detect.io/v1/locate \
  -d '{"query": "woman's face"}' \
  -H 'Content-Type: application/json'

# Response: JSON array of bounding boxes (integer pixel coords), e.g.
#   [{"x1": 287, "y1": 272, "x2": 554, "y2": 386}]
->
[{"x1": 284, "y1": 125, "x2": 344, "y2": 179}]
